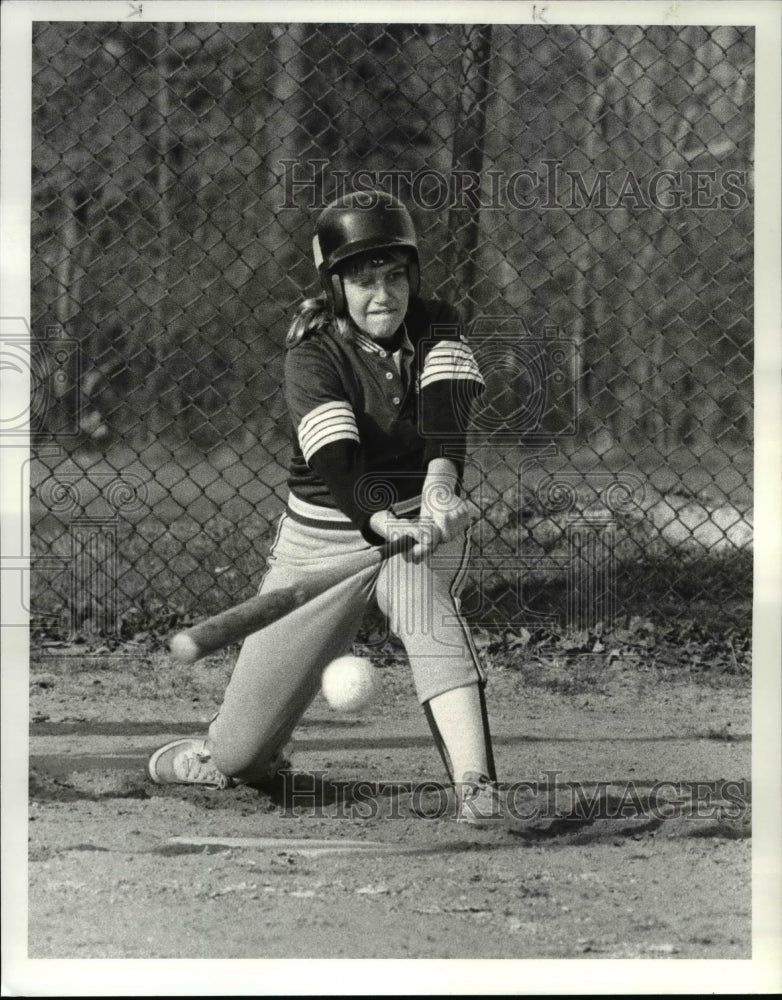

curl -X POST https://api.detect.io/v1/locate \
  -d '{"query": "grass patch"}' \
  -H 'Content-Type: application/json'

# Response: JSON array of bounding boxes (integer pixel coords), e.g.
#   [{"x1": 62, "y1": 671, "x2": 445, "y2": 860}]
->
[{"x1": 30, "y1": 504, "x2": 752, "y2": 691}]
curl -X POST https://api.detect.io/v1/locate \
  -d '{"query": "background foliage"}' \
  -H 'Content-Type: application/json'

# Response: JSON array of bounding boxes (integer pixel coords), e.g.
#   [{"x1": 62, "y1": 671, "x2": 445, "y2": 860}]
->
[{"x1": 29, "y1": 22, "x2": 753, "y2": 643}]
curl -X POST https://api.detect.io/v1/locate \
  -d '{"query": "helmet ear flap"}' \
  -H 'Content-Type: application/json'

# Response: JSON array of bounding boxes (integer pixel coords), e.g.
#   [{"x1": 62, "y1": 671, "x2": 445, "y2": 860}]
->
[
  {"x1": 318, "y1": 267, "x2": 346, "y2": 316},
  {"x1": 330, "y1": 273, "x2": 346, "y2": 316},
  {"x1": 407, "y1": 257, "x2": 420, "y2": 299}
]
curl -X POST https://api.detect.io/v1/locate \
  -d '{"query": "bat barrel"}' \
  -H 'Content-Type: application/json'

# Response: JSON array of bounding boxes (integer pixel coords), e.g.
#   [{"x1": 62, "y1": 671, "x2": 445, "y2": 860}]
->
[
  {"x1": 168, "y1": 533, "x2": 418, "y2": 664},
  {"x1": 169, "y1": 585, "x2": 306, "y2": 663}
]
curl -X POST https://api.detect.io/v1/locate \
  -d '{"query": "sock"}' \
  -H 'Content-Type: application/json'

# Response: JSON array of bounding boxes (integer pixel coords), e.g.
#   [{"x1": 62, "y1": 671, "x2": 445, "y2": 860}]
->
[{"x1": 426, "y1": 683, "x2": 490, "y2": 783}]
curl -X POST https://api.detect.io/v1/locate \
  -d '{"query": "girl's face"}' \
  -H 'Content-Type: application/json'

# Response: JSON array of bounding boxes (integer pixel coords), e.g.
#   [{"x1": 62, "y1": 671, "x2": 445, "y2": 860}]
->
[{"x1": 342, "y1": 254, "x2": 410, "y2": 340}]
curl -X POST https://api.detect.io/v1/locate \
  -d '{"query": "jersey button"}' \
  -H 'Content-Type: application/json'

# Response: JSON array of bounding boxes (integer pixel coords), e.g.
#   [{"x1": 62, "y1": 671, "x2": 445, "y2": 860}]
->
[
  {"x1": 385, "y1": 371, "x2": 393, "y2": 380},
  {"x1": 392, "y1": 396, "x2": 401, "y2": 405}
]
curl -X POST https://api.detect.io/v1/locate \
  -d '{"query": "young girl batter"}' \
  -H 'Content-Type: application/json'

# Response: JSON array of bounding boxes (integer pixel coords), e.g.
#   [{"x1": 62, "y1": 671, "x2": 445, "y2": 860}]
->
[{"x1": 149, "y1": 191, "x2": 501, "y2": 824}]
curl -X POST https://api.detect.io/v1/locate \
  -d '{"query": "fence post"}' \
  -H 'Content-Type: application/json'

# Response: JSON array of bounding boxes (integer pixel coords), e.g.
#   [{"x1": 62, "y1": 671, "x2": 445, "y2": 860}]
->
[{"x1": 444, "y1": 24, "x2": 493, "y2": 318}]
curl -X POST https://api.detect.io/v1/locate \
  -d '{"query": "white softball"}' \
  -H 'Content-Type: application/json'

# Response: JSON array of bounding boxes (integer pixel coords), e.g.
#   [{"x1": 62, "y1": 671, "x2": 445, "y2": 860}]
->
[
  {"x1": 169, "y1": 632, "x2": 199, "y2": 664},
  {"x1": 321, "y1": 655, "x2": 379, "y2": 712}
]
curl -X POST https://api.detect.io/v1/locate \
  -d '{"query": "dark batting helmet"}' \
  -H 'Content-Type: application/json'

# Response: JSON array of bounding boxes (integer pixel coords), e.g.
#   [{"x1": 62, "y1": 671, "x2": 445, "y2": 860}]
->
[{"x1": 312, "y1": 190, "x2": 420, "y2": 315}]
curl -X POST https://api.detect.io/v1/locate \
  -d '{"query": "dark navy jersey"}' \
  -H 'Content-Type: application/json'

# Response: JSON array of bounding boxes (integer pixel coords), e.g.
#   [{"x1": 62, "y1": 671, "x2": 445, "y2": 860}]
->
[{"x1": 284, "y1": 297, "x2": 485, "y2": 541}]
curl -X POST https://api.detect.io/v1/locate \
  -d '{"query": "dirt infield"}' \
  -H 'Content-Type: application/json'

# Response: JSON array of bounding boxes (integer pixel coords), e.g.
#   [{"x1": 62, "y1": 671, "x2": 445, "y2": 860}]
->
[{"x1": 24, "y1": 648, "x2": 751, "y2": 962}]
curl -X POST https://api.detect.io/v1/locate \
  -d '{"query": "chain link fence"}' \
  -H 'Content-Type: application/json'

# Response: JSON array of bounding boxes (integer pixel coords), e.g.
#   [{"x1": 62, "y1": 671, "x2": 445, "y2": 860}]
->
[{"x1": 27, "y1": 21, "x2": 753, "y2": 643}]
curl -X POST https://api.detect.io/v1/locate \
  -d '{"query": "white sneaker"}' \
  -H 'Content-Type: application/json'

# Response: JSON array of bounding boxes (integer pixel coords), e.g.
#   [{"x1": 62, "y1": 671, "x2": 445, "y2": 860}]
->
[
  {"x1": 147, "y1": 737, "x2": 233, "y2": 789},
  {"x1": 457, "y1": 771, "x2": 504, "y2": 826}
]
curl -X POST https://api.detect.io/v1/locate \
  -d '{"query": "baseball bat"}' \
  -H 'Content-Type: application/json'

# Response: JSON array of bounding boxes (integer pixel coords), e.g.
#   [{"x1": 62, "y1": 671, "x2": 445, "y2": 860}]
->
[{"x1": 169, "y1": 534, "x2": 417, "y2": 664}]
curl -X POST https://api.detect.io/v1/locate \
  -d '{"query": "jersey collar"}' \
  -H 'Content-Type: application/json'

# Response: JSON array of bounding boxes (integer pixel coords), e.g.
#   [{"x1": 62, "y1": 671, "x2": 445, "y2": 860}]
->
[{"x1": 354, "y1": 323, "x2": 414, "y2": 359}]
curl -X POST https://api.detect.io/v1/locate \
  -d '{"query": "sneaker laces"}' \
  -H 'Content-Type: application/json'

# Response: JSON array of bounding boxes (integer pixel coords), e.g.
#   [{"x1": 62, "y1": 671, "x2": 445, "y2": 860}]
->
[
  {"x1": 458, "y1": 772, "x2": 503, "y2": 821},
  {"x1": 460, "y1": 772, "x2": 495, "y2": 798},
  {"x1": 175, "y1": 746, "x2": 230, "y2": 788}
]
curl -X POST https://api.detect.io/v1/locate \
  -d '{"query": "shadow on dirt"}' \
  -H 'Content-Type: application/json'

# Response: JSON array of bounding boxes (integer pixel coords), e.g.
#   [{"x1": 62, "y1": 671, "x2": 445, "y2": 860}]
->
[{"x1": 29, "y1": 766, "x2": 751, "y2": 846}]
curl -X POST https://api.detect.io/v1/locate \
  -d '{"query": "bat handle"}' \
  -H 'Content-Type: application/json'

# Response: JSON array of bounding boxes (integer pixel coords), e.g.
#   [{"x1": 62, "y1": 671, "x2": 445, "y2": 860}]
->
[
  {"x1": 379, "y1": 533, "x2": 417, "y2": 559},
  {"x1": 378, "y1": 525, "x2": 448, "y2": 559}
]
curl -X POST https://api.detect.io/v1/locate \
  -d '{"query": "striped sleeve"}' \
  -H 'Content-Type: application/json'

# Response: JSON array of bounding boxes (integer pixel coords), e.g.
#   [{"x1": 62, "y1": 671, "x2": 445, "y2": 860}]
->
[
  {"x1": 419, "y1": 339, "x2": 485, "y2": 390},
  {"x1": 297, "y1": 400, "x2": 360, "y2": 463},
  {"x1": 285, "y1": 339, "x2": 386, "y2": 543},
  {"x1": 418, "y1": 332, "x2": 485, "y2": 469},
  {"x1": 285, "y1": 340, "x2": 360, "y2": 464}
]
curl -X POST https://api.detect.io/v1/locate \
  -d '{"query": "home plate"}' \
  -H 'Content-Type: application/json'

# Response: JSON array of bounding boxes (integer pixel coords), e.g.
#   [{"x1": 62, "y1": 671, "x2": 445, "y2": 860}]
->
[{"x1": 167, "y1": 836, "x2": 463, "y2": 857}]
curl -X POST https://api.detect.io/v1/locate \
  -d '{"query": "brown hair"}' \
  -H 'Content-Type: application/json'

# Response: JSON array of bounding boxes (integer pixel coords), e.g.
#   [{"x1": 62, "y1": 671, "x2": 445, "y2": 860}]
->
[{"x1": 285, "y1": 293, "x2": 353, "y2": 349}]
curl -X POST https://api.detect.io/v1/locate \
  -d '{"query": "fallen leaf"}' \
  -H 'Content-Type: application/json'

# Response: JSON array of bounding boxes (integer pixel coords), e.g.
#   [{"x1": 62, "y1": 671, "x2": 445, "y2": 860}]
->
[{"x1": 355, "y1": 883, "x2": 390, "y2": 895}]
